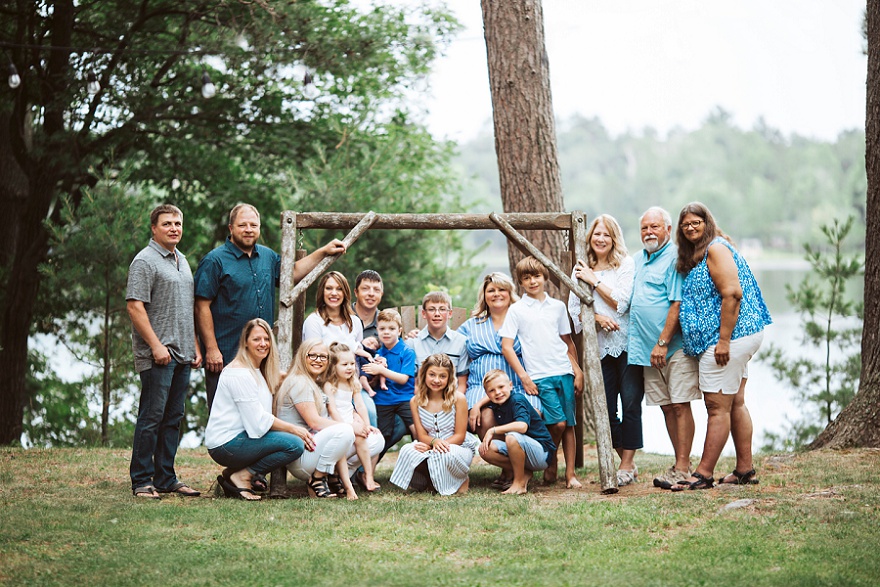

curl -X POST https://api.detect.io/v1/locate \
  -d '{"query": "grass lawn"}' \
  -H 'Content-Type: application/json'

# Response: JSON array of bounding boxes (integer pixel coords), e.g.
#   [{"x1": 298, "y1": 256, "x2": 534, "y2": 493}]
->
[{"x1": 1, "y1": 446, "x2": 879, "y2": 586}]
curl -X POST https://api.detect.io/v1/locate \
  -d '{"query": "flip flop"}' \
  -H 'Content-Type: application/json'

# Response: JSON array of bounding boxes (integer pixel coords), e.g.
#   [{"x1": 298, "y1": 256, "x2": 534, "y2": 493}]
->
[
  {"x1": 157, "y1": 482, "x2": 201, "y2": 496},
  {"x1": 133, "y1": 485, "x2": 160, "y2": 499}
]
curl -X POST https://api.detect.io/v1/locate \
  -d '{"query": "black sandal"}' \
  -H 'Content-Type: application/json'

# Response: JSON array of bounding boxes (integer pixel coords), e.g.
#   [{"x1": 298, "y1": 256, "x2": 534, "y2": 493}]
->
[
  {"x1": 719, "y1": 469, "x2": 759, "y2": 485},
  {"x1": 251, "y1": 473, "x2": 268, "y2": 492},
  {"x1": 308, "y1": 473, "x2": 336, "y2": 498},
  {"x1": 672, "y1": 471, "x2": 715, "y2": 491},
  {"x1": 327, "y1": 473, "x2": 346, "y2": 497},
  {"x1": 217, "y1": 475, "x2": 261, "y2": 501}
]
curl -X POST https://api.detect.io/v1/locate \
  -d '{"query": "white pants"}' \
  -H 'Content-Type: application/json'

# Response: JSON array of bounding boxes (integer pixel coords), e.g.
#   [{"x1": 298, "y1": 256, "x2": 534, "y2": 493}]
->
[{"x1": 287, "y1": 423, "x2": 355, "y2": 480}]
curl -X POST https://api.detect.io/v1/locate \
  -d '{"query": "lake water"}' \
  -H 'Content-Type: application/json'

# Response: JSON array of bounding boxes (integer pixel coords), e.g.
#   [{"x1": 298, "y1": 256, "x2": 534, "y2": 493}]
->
[{"x1": 640, "y1": 264, "x2": 838, "y2": 456}]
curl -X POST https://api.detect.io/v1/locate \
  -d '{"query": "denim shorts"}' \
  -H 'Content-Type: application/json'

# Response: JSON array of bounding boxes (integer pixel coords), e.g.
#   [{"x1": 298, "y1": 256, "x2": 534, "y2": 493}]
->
[
  {"x1": 534, "y1": 374, "x2": 576, "y2": 426},
  {"x1": 492, "y1": 432, "x2": 550, "y2": 471}
]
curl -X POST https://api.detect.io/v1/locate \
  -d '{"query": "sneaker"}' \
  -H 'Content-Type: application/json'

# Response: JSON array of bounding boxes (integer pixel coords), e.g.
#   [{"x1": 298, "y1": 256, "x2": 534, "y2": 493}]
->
[
  {"x1": 617, "y1": 469, "x2": 636, "y2": 486},
  {"x1": 653, "y1": 466, "x2": 690, "y2": 488}
]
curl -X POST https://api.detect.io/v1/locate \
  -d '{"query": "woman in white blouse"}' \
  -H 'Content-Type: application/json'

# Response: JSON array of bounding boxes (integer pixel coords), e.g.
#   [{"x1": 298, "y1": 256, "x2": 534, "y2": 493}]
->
[
  {"x1": 205, "y1": 319, "x2": 316, "y2": 501},
  {"x1": 568, "y1": 214, "x2": 642, "y2": 486}
]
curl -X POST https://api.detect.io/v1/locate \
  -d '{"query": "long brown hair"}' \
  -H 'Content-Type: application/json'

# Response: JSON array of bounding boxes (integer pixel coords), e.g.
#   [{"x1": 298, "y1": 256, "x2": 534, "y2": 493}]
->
[
  {"x1": 315, "y1": 271, "x2": 354, "y2": 329},
  {"x1": 675, "y1": 202, "x2": 733, "y2": 274},
  {"x1": 414, "y1": 353, "x2": 457, "y2": 412}
]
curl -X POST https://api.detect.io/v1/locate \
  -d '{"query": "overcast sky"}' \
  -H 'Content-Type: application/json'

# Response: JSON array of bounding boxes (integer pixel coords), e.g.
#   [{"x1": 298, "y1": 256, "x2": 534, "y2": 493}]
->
[{"x1": 421, "y1": 0, "x2": 867, "y2": 142}]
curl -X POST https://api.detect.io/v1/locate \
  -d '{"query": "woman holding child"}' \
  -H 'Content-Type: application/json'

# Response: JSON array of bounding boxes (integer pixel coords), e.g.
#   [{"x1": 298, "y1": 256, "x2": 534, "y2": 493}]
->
[
  {"x1": 568, "y1": 214, "x2": 641, "y2": 486},
  {"x1": 457, "y1": 272, "x2": 541, "y2": 438},
  {"x1": 275, "y1": 339, "x2": 360, "y2": 498},
  {"x1": 390, "y1": 353, "x2": 478, "y2": 495},
  {"x1": 673, "y1": 202, "x2": 771, "y2": 490},
  {"x1": 205, "y1": 319, "x2": 316, "y2": 502}
]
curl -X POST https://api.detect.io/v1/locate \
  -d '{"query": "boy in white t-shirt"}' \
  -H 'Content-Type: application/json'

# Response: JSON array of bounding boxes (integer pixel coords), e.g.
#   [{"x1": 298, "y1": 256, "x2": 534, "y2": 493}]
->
[{"x1": 499, "y1": 256, "x2": 584, "y2": 488}]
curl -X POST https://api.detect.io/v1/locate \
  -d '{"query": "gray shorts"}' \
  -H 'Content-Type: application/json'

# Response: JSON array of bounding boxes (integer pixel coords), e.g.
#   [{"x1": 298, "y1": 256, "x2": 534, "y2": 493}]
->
[
  {"x1": 643, "y1": 349, "x2": 700, "y2": 406},
  {"x1": 492, "y1": 432, "x2": 550, "y2": 471}
]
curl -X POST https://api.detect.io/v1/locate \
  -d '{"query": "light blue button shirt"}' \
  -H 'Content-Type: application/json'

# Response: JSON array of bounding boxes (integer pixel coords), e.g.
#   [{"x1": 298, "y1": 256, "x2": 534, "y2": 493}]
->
[{"x1": 627, "y1": 241, "x2": 684, "y2": 366}]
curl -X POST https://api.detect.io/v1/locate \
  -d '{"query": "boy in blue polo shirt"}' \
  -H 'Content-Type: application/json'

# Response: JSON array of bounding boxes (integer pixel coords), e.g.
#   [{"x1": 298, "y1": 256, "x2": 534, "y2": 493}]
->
[
  {"x1": 499, "y1": 256, "x2": 584, "y2": 488},
  {"x1": 362, "y1": 309, "x2": 417, "y2": 463},
  {"x1": 479, "y1": 370, "x2": 557, "y2": 495}
]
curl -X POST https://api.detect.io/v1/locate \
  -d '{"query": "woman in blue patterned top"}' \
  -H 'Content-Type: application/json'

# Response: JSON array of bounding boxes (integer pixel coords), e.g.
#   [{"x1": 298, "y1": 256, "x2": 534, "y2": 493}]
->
[
  {"x1": 673, "y1": 202, "x2": 771, "y2": 490},
  {"x1": 458, "y1": 273, "x2": 541, "y2": 440}
]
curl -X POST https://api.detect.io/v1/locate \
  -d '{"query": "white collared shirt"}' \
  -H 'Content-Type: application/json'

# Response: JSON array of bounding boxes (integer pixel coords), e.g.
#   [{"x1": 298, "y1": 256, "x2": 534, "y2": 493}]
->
[{"x1": 498, "y1": 294, "x2": 573, "y2": 379}]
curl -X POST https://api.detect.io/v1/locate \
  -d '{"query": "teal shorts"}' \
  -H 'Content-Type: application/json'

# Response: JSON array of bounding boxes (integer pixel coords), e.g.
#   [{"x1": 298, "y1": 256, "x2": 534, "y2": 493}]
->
[{"x1": 534, "y1": 374, "x2": 576, "y2": 426}]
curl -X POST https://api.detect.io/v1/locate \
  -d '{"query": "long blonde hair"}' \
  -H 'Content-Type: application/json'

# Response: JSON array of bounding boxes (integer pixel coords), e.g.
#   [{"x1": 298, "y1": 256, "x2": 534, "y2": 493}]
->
[
  {"x1": 586, "y1": 214, "x2": 628, "y2": 269},
  {"x1": 414, "y1": 353, "x2": 457, "y2": 412},
  {"x1": 471, "y1": 272, "x2": 519, "y2": 322},
  {"x1": 325, "y1": 342, "x2": 358, "y2": 391},
  {"x1": 274, "y1": 338, "x2": 327, "y2": 414},
  {"x1": 232, "y1": 318, "x2": 280, "y2": 393}
]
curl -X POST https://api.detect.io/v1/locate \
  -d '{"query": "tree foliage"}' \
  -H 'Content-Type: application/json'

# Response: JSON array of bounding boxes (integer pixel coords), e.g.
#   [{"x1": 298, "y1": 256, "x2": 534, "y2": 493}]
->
[
  {"x1": 1, "y1": 0, "x2": 464, "y2": 444},
  {"x1": 761, "y1": 218, "x2": 863, "y2": 450}
]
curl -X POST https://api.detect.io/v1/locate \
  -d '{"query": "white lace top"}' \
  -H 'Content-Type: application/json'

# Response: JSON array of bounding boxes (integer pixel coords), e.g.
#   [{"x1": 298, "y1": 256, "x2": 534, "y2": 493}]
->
[{"x1": 568, "y1": 256, "x2": 635, "y2": 359}]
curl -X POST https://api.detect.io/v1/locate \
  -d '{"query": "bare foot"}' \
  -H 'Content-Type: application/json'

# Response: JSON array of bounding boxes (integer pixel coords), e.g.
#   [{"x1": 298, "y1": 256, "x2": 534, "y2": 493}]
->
[
  {"x1": 454, "y1": 478, "x2": 470, "y2": 495},
  {"x1": 501, "y1": 483, "x2": 528, "y2": 495},
  {"x1": 566, "y1": 477, "x2": 583, "y2": 489},
  {"x1": 345, "y1": 492, "x2": 359, "y2": 501},
  {"x1": 543, "y1": 471, "x2": 558, "y2": 485},
  {"x1": 367, "y1": 480, "x2": 381, "y2": 491}
]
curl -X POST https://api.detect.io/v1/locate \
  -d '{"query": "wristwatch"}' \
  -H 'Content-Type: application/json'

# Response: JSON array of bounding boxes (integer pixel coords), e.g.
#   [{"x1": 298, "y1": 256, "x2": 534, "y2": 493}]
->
[{"x1": 657, "y1": 338, "x2": 667, "y2": 347}]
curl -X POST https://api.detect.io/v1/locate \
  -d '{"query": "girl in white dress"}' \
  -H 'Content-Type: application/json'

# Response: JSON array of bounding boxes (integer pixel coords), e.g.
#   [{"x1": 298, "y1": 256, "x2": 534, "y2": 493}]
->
[
  {"x1": 389, "y1": 353, "x2": 478, "y2": 495},
  {"x1": 324, "y1": 343, "x2": 383, "y2": 493}
]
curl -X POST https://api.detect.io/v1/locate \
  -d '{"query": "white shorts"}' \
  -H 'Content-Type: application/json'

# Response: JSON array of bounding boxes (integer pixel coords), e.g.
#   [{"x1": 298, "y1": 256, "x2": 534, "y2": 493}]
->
[{"x1": 699, "y1": 331, "x2": 764, "y2": 394}]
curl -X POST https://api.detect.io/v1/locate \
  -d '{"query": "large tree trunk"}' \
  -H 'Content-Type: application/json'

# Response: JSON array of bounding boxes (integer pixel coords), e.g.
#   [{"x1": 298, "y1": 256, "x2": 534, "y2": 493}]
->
[
  {"x1": 480, "y1": 0, "x2": 567, "y2": 291},
  {"x1": 810, "y1": 0, "x2": 880, "y2": 449}
]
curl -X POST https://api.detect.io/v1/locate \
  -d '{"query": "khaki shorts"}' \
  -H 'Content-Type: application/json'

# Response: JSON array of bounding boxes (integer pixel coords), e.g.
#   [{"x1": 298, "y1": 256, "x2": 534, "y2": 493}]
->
[
  {"x1": 699, "y1": 331, "x2": 764, "y2": 394},
  {"x1": 644, "y1": 349, "x2": 701, "y2": 406}
]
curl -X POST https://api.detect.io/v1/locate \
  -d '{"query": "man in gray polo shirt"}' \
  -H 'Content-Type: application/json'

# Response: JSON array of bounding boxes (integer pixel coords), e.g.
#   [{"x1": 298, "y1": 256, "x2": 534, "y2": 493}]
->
[{"x1": 126, "y1": 204, "x2": 202, "y2": 499}]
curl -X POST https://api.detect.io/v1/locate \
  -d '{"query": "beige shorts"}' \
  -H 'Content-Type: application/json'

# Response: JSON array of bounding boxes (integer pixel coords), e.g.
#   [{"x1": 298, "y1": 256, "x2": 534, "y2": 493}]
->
[
  {"x1": 699, "y1": 331, "x2": 764, "y2": 394},
  {"x1": 644, "y1": 349, "x2": 701, "y2": 406}
]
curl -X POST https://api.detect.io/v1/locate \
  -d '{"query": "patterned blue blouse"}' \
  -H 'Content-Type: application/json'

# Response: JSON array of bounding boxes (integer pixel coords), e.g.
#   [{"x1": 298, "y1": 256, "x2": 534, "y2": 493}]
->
[
  {"x1": 456, "y1": 317, "x2": 542, "y2": 413},
  {"x1": 680, "y1": 237, "x2": 772, "y2": 356}
]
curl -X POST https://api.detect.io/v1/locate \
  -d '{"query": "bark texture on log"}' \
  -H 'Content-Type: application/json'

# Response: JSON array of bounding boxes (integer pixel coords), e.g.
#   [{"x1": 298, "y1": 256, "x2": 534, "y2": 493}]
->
[
  {"x1": 811, "y1": 0, "x2": 880, "y2": 449},
  {"x1": 481, "y1": 0, "x2": 567, "y2": 295}
]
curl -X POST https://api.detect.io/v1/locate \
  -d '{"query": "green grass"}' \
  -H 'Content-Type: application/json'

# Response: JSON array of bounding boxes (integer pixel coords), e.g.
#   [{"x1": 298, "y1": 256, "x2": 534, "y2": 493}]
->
[{"x1": 1, "y1": 447, "x2": 879, "y2": 586}]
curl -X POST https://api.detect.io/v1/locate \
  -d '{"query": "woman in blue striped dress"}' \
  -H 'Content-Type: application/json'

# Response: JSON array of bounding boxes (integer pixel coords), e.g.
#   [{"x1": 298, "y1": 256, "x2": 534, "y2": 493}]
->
[
  {"x1": 457, "y1": 273, "x2": 541, "y2": 439},
  {"x1": 390, "y1": 354, "x2": 477, "y2": 495}
]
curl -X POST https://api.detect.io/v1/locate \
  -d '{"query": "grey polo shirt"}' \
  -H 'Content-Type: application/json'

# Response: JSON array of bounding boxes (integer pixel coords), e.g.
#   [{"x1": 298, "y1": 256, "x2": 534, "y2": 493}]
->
[{"x1": 126, "y1": 239, "x2": 196, "y2": 373}]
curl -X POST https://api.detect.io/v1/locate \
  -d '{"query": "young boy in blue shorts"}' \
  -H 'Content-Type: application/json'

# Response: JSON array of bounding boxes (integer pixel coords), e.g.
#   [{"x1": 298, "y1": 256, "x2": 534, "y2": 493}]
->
[
  {"x1": 362, "y1": 309, "x2": 417, "y2": 464},
  {"x1": 499, "y1": 256, "x2": 584, "y2": 488},
  {"x1": 478, "y1": 370, "x2": 557, "y2": 495}
]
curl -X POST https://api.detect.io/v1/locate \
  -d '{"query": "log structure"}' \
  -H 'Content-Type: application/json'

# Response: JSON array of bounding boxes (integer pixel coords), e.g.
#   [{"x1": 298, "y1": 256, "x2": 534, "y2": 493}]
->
[{"x1": 273, "y1": 211, "x2": 618, "y2": 495}]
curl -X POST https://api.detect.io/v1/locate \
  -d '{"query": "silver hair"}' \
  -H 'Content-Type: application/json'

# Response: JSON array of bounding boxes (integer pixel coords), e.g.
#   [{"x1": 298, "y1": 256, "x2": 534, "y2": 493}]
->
[{"x1": 640, "y1": 206, "x2": 672, "y2": 228}]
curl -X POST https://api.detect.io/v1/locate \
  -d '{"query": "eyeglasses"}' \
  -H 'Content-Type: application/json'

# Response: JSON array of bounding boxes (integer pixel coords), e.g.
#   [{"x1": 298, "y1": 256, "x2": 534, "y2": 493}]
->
[
  {"x1": 424, "y1": 307, "x2": 449, "y2": 315},
  {"x1": 680, "y1": 220, "x2": 704, "y2": 230},
  {"x1": 307, "y1": 353, "x2": 329, "y2": 362}
]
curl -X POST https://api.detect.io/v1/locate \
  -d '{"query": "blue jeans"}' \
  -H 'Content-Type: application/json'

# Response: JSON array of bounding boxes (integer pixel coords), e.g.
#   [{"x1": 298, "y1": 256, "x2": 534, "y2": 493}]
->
[
  {"x1": 130, "y1": 360, "x2": 191, "y2": 491},
  {"x1": 601, "y1": 352, "x2": 644, "y2": 450},
  {"x1": 360, "y1": 389, "x2": 378, "y2": 427},
  {"x1": 208, "y1": 431, "x2": 305, "y2": 476},
  {"x1": 205, "y1": 368, "x2": 221, "y2": 411}
]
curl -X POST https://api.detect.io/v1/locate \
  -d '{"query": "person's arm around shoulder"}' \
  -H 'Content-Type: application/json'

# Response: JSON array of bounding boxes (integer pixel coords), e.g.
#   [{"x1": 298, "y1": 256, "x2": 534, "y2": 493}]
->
[
  {"x1": 706, "y1": 242, "x2": 742, "y2": 367},
  {"x1": 127, "y1": 300, "x2": 171, "y2": 365}
]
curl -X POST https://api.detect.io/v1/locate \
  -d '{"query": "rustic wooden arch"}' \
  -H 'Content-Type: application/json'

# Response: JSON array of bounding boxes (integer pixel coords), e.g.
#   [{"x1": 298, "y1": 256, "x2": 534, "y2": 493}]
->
[{"x1": 275, "y1": 211, "x2": 618, "y2": 494}]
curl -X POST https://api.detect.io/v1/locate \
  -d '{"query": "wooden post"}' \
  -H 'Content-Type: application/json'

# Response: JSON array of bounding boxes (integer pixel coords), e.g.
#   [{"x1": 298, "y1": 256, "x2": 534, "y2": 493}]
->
[
  {"x1": 280, "y1": 211, "x2": 379, "y2": 310},
  {"x1": 571, "y1": 212, "x2": 617, "y2": 494},
  {"x1": 490, "y1": 212, "x2": 617, "y2": 494}
]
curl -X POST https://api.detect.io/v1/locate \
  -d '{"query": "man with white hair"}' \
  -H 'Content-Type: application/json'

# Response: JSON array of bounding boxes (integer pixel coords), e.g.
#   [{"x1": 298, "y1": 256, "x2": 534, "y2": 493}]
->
[{"x1": 628, "y1": 207, "x2": 700, "y2": 488}]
